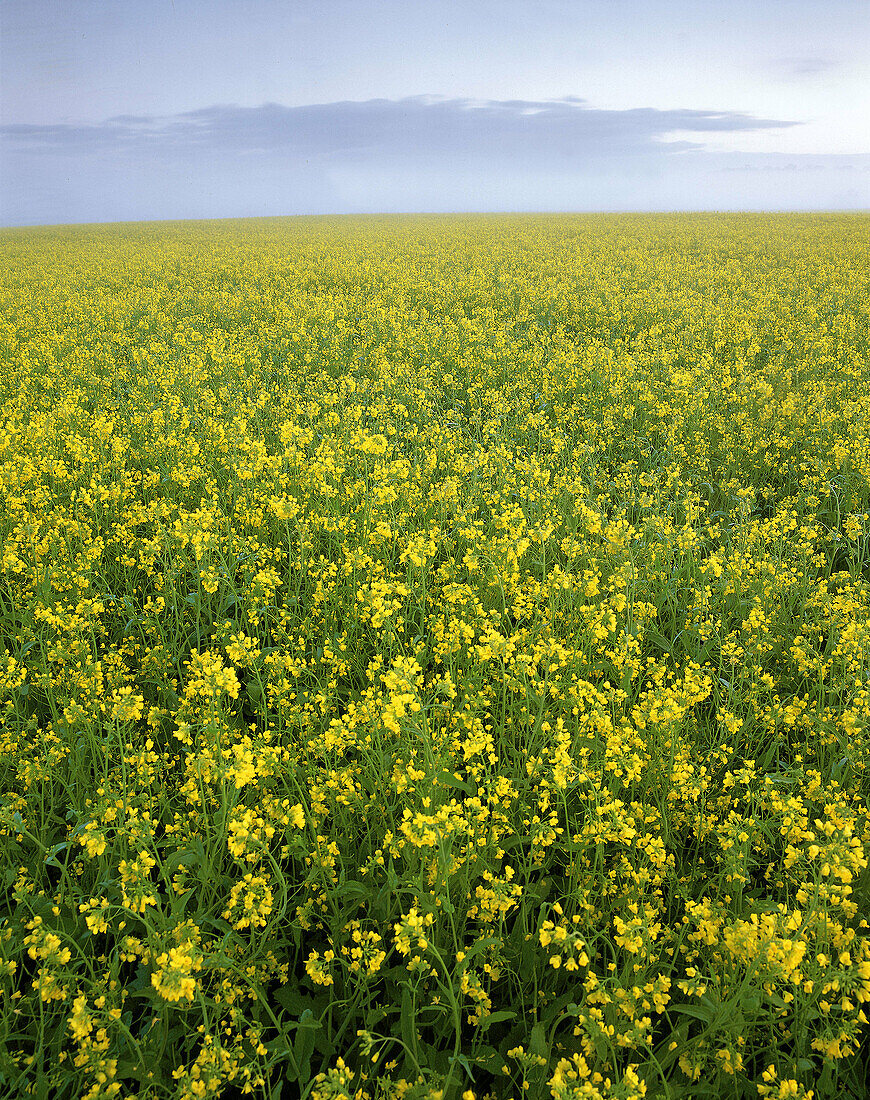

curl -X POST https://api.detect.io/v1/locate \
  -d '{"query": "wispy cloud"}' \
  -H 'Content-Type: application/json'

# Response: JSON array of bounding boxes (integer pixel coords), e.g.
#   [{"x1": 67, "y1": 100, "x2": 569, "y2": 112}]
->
[
  {"x1": 771, "y1": 56, "x2": 841, "y2": 80},
  {"x1": 1, "y1": 95, "x2": 800, "y2": 165}
]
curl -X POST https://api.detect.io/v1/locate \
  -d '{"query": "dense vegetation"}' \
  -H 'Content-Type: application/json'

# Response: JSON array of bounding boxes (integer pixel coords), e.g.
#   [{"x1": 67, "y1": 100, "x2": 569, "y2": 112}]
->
[{"x1": 1, "y1": 213, "x2": 869, "y2": 1099}]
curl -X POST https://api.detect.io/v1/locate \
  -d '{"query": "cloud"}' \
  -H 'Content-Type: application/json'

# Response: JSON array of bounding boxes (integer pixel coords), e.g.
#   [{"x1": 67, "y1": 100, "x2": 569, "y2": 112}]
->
[
  {"x1": 7, "y1": 96, "x2": 865, "y2": 226},
  {"x1": 1, "y1": 95, "x2": 800, "y2": 167},
  {"x1": 771, "y1": 56, "x2": 841, "y2": 80}
]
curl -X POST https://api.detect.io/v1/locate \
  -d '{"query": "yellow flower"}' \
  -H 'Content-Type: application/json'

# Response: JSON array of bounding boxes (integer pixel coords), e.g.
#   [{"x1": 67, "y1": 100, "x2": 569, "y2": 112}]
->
[
  {"x1": 110, "y1": 686, "x2": 145, "y2": 723},
  {"x1": 151, "y1": 945, "x2": 202, "y2": 1002}
]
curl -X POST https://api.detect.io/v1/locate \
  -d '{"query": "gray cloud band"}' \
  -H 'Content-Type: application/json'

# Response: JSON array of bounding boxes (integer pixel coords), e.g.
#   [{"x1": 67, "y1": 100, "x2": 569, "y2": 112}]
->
[{"x1": 1, "y1": 95, "x2": 801, "y2": 163}]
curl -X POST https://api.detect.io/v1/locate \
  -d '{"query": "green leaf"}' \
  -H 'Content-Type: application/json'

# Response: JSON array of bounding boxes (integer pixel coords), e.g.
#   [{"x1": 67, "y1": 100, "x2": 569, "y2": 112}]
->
[
  {"x1": 44, "y1": 841, "x2": 68, "y2": 870},
  {"x1": 435, "y1": 769, "x2": 473, "y2": 794},
  {"x1": 273, "y1": 984, "x2": 314, "y2": 1016},
  {"x1": 115, "y1": 1058, "x2": 153, "y2": 1084},
  {"x1": 478, "y1": 1010, "x2": 516, "y2": 1029},
  {"x1": 526, "y1": 1022, "x2": 550, "y2": 1092},
  {"x1": 540, "y1": 990, "x2": 584, "y2": 1028},
  {"x1": 161, "y1": 687, "x2": 181, "y2": 711},
  {"x1": 645, "y1": 628, "x2": 673, "y2": 654},
  {"x1": 669, "y1": 1002, "x2": 716, "y2": 1024},
  {"x1": 401, "y1": 986, "x2": 418, "y2": 1065},
  {"x1": 469, "y1": 1044, "x2": 502, "y2": 1072},
  {"x1": 529, "y1": 1022, "x2": 548, "y2": 1059},
  {"x1": 293, "y1": 1009, "x2": 318, "y2": 1084},
  {"x1": 461, "y1": 935, "x2": 502, "y2": 964},
  {"x1": 201, "y1": 915, "x2": 235, "y2": 937},
  {"x1": 333, "y1": 880, "x2": 371, "y2": 905},
  {"x1": 163, "y1": 844, "x2": 202, "y2": 877}
]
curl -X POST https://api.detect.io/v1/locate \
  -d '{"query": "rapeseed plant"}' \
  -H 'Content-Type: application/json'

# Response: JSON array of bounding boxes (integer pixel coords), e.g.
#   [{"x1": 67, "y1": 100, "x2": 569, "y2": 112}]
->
[{"x1": 1, "y1": 212, "x2": 869, "y2": 1098}]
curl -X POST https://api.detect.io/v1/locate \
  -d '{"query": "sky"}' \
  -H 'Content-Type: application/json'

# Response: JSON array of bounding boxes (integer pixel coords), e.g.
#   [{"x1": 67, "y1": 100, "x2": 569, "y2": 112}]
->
[{"x1": 1, "y1": 0, "x2": 868, "y2": 225}]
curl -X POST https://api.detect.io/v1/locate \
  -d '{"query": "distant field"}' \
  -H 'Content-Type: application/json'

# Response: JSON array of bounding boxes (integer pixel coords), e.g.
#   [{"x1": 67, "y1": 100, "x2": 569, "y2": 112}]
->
[{"x1": 2, "y1": 213, "x2": 870, "y2": 1100}]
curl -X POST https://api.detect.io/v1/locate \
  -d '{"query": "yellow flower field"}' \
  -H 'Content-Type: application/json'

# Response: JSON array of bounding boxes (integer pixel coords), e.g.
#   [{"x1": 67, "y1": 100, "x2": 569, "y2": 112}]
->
[{"x1": 1, "y1": 213, "x2": 869, "y2": 1099}]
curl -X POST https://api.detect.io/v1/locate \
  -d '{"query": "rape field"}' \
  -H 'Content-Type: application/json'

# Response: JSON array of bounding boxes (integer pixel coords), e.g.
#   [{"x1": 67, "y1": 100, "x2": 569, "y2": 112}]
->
[{"x1": 1, "y1": 213, "x2": 869, "y2": 1100}]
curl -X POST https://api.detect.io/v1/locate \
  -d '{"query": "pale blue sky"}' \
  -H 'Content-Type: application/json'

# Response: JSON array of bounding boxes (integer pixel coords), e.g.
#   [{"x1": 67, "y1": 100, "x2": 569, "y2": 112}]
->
[{"x1": 2, "y1": 0, "x2": 868, "y2": 224}]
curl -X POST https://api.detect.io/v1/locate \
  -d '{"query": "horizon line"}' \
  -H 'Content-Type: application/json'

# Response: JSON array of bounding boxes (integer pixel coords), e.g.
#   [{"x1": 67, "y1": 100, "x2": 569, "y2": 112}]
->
[{"x1": 3, "y1": 207, "x2": 869, "y2": 231}]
